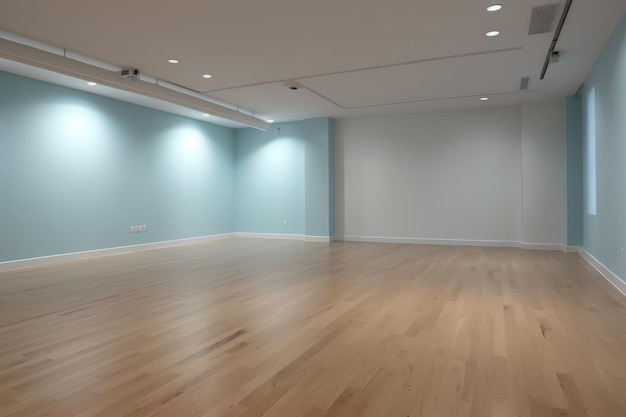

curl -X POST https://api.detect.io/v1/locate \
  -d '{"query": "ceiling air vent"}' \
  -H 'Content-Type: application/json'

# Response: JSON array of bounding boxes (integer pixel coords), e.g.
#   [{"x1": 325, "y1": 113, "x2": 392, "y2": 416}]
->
[
  {"x1": 529, "y1": 4, "x2": 560, "y2": 35},
  {"x1": 520, "y1": 77, "x2": 530, "y2": 90}
]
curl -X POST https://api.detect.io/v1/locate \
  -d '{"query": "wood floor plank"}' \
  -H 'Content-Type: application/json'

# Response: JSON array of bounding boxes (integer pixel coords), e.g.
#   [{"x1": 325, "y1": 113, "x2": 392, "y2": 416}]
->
[{"x1": 0, "y1": 239, "x2": 625, "y2": 416}]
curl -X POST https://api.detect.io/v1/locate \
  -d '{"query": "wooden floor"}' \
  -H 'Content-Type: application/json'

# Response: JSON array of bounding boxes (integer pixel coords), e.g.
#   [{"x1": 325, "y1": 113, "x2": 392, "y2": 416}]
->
[{"x1": 1, "y1": 239, "x2": 625, "y2": 417}]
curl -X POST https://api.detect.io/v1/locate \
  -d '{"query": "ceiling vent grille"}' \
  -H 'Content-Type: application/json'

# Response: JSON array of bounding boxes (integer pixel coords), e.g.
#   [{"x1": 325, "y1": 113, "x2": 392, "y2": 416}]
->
[
  {"x1": 529, "y1": 4, "x2": 560, "y2": 35},
  {"x1": 520, "y1": 77, "x2": 530, "y2": 90}
]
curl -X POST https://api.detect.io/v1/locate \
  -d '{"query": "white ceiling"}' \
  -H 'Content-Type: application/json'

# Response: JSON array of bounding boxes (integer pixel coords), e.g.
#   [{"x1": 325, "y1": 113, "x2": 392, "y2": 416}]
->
[{"x1": 1, "y1": 0, "x2": 625, "y2": 126}]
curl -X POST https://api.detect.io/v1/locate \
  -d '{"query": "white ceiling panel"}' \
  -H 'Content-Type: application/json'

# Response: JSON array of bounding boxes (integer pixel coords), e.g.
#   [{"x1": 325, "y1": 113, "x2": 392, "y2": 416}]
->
[
  {"x1": 208, "y1": 82, "x2": 339, "y2": 123},
  {"x1": 299, "y1": 48, "x2": 535, "y2": 109}
]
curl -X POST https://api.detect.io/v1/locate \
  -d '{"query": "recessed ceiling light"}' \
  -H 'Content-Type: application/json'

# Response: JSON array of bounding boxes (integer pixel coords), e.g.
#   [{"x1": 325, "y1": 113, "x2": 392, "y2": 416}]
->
[
  {"x1": 87, "y1": 81, "x2": 97, "y2": 86},
  {"x1": 168, "y1": 59, "x2": 179, "y2": 64},
  {"x1": 486, "y1": 30, "x2": 500, "y2": 37},
  {"x1": 480, "y1": 97, "x2": 489, "y2": 101},
  {"x1": 202, "y1": 74, "x2": 212, "y2": 79},
  {"x1": 203, "y1": 113, "x2": 211, "y2": 117},
  {"x1": 487, "y1": 4, "x2": 502, "y2": 12},
  {"x1": 266, "y1": 119, "x2": 274, "y2": 123}
]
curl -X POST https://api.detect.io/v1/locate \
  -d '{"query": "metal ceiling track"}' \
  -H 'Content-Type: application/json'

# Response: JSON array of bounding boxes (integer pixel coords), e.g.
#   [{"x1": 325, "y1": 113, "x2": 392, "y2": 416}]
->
[
  {"x1": 540, "y1": 0, "x2": 573, "y2": 80},
  {"x1": 0, "y1": 37, "x2": 269, "y2": 130}
]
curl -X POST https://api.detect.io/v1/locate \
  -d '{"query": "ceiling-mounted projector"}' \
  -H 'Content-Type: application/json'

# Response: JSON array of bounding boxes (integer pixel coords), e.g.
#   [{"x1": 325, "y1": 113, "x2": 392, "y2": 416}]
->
[{"x1": 119, "y1": 68, "x2": 139, "y2": 80}]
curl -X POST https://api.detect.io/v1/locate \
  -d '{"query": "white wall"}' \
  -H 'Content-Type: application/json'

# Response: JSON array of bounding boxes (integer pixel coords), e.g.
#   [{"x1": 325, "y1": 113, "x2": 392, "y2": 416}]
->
[
  {"x1": 335, "y1": 107, "x2": 522, "y2": 244},
  {"x1": 521, "y1": 101, "x2": 566, "y2": 248},
  {"x1": 335, "y1": 102, "x2": 566, "y2": 247}
]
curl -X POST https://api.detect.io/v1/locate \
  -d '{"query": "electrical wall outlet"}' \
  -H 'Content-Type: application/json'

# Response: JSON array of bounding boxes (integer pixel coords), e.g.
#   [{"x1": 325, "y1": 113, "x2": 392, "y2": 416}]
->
[{"x1": 130, "y1": 225, "x2": 147, "y2": 233}]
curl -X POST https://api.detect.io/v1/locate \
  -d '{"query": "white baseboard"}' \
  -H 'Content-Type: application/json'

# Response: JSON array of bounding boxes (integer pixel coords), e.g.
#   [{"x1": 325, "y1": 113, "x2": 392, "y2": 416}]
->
[
  {"x1": 304, "y1": 236, "x2": 333, "y2": 243},
  {"x1": 235, "y1": 232, "x2": 304, "y2": 240},
  {"x1": 565, "y1": 246, "x2": 582, "y2": 253},
  {"x1": 335, "y1": 235, "x2": 522, "y2": 248},
  {"x1": 0, "y1": 233, "x2": 234, "y2": 272},
  {"x1": 578, "y1": 249, "x2": 626, "y2": 297},
  {"x1": 336, "y1": 236, "x2": 570, "y2": 251},
  {"x1": 0, "y1": 233, "x2": 336, "y2": 272},
  {"x1": 234, "y1": 233, "x2": 332, "y2": 242},
  {"x1": 521, "y1": 243, "x2": 567, "y2": 251}
]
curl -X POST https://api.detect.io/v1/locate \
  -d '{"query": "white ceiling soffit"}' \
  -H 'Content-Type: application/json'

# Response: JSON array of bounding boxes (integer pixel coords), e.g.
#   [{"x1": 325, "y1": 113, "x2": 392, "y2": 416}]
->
[
  {"x1": 0, "y1": 36, "x2": 269, "y2": 130},
  {"x1": 0, "y1": 57, "x2": 249, "y2": 129},
  {"x1": 0, "y1": 0, "x2": 625, "y2": 123}
]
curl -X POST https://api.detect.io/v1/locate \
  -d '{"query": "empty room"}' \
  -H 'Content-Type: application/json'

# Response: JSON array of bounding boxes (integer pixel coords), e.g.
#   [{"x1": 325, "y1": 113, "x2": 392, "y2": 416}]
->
[{"x1": 1, "y1": 1, "x2": 626, "y2": 416}]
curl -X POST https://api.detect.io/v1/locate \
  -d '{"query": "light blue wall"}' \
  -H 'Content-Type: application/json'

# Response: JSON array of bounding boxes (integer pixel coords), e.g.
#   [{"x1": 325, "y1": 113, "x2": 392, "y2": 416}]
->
[
  {"x1": 304, "y1": 118, "x2": 335, "y2": 237},
  {"x1": 565, "y1": 96, "x2": 583, "y2": 246},
  {"x1": 328, "y1": 118, "x2": 335, "y2": 237},
  {"x1": 580, "y1": 14, "x2": 626, "y2": 283},
  {"x1": 235, "y1": 123, "x2": 306, "y2": 235},
  {"x1": 235, "y1": 118, "x2": 334, "y2": 237},
  {"x1": 0, "y1": 71, "x2": 236, "y2": 262}
]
